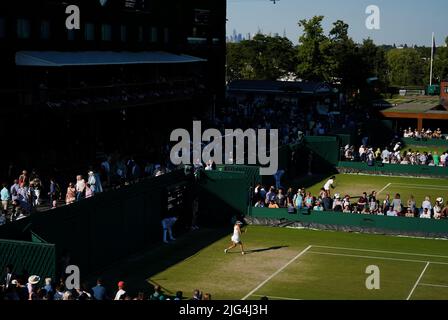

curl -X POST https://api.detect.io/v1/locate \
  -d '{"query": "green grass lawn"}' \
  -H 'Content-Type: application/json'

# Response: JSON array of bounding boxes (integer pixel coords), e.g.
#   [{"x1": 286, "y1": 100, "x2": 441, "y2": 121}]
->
[
  {"x1": 147, "y1": 226, "x2": 448, "y2": 300},
  {"x1": 303, "y1": 174, "x2": 448, "y2": 205}
]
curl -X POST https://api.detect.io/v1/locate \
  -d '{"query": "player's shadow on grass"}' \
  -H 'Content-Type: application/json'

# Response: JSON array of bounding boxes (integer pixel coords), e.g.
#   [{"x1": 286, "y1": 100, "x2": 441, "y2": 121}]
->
[{"x1": 245, "y1": 246, "x2": 289, "y2": 254}]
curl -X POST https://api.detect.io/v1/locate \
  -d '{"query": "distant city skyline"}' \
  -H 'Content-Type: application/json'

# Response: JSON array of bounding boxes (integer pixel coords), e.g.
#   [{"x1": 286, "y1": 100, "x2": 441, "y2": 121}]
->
[{"x1": 227, "y1": 0, "x2": 448, "y2": 46}]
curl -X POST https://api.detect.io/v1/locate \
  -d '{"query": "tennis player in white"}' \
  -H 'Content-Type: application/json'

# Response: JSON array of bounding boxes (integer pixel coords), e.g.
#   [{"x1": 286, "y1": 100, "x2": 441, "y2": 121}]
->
[
  {"x1": 224, "y1": 221, "x2": 246, "y2": 255},
  {"x1": 324, "y1": 176, "x2": 336, "y2": 197}
]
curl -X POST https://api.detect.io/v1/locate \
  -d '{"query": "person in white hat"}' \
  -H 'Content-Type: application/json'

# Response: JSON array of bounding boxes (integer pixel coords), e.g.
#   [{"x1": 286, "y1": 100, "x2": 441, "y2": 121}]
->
[
  {"x1": 224, "y1": 221, "x2": 246, "y2": 255},
  {"x1": 27, "y1": 275, "x2": 40, "y2": 299}
]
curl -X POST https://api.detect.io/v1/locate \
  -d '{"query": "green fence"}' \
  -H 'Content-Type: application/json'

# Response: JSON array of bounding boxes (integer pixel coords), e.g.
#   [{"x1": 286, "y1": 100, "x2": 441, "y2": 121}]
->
[
  {"x1": 217, "y1": 165, "x2": 262, "y2": 188},
  {"x1": 249, "y1": 208, "x2": 448, "y2": 238},
  {"x1": 0, "y1": 238, "x2": 56, "y2": 282},
  {"x1": 403, "y1": 138, "x2": 448, "y2": 147},
  {"x1": 337, "y1": 161, "x2": 448, "y2": 177},
  {"x1": 198, "y1": 171, "x2": 251, "y2": 226},
  {"x1": 29, "y1": 170, "x2": 191, "y2": 276}
]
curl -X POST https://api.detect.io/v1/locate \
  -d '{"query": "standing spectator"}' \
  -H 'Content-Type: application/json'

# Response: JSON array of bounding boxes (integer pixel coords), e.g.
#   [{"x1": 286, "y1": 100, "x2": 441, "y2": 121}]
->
[
  {"x1": 26, "y1": 275, "x2": 40, "y2": 300},
  {"x1": 1, "y1": 183, "x2": 10, "y2": 214},
  {"x1": 114, "y1": 281, "x2": 126, "y2": 300},
  {"x1": 10, "y1": 180, "x2": 19, "y2": 203},
  {"x1": 275, "y1": 189, "x2": 286, "y2": 208},
  {"x1": 2, "y1": 265, "x2": 16, "y2": 290},
  {"x1": 92, "y1": 279, "x2": 108, "y2": 300},
  {"x1": 75, "y1": 175, "x2": 86, "y2": 201},
  {"x1": 48, "y1": 178, "x2": 60, "y2": 209},
  {"x1": 87, "y1": 171, "x2": 97, "y2": 194},
  {"x1": 42, "y1": 278, "x2": 54, "y2": 296},
  {"x1": 94, "y1": 170, "x2": 103, "y2": 193},
  {"x1": 100, "y1": 156, "x2": 111, "y2": 187},
  {"x1": 18, "y1": 170, "x2": 29, "y2": 188},
  {"x1": 265, "y1": 187, "x2": 276, "y2": 205},
  {"x1": 322, "y1": 193, "x2": 332, "y2": 211},
  {"x1": 85, "y1": 184, "x2": 93, "y2": 199},
  {"x1": 293, "y1": 189, "x2": 303, "y2": 210},
  {"x1": 65, "y1": 183, "x2": 76, "y2": 205},
  {"x1": 31, "y1": 176, "x2": 42, "y2": 206}
]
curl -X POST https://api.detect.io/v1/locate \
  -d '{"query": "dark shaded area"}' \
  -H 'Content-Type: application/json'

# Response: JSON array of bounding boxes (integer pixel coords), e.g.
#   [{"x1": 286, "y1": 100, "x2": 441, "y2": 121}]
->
[{"x1": 85, "y1": 227, "x2": 230, "y2": 297}]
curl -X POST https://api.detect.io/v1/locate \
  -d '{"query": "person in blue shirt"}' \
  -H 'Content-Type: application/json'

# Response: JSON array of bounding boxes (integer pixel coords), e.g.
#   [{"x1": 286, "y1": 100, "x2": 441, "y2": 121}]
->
[
  {"x1": 1, "y1": 183, "x2": 10, "y2": 214},
  {"x1": 92, "y1": 278, "x2": 108, "y2": 300}
]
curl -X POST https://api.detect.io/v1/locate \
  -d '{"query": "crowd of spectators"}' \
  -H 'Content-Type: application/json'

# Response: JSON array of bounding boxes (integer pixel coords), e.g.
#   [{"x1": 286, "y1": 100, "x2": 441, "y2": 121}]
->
[
  {"x1": 210, "y1": 97, "x2": 357, "y2": 148},
  {"x1": 253, "y1": 184, "x2": 448, "y2": 220},
  {"x1": 403, "y1": 128, "x2": 447, "y2": 140},
  {"x1": 0, "y1": 267, "x2": 212, "y2": 301},
  {"x1": 0, "y1": 155, "x2": 174, "y2": 225},
  {"x1": 343, "y1": 143, "x2": 448, "y2": 167}
]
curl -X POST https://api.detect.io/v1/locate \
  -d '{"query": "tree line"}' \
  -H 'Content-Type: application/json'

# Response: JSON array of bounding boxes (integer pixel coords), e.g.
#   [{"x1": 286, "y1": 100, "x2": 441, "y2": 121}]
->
[{"x1": 227, "y1": 16, "x2": 448, "y2": 94}]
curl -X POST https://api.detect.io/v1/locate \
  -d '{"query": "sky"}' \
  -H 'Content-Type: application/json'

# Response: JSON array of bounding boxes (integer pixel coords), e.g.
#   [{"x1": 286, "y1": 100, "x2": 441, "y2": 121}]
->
[{"x1": 227, "y1": 0, "x2": 448, "y2": 46}]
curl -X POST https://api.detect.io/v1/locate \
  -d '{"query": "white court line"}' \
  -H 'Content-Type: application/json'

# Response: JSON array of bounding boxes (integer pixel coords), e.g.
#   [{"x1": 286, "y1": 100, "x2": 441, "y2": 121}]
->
[
  {"x1": 378, "y1": 183, "x2": 392, "y2": 195},
  {"x1": 307, "y1": 251, "x2": 448, "y2": 265},
  {"x1": 241, "y1": 245, "x2": 312, "y2": 300},
  {"x1": 419, "y1": 283, "x2": 448, "y2": 289},
  {"x1": 407, "y1": 262, "x2": 430, "y2": 300},
  {"x1": 252, "y1": 294, "x2": 303, "y2": 300},
  {"x1": 312, "y1": 245, "x2": 448, "y2": 259}
]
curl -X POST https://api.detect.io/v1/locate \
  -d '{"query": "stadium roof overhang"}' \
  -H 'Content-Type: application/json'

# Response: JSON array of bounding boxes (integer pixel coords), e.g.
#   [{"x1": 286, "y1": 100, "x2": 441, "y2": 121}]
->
[{"x1": 15, "y1": 51, "x2": 207, "y2": 67}]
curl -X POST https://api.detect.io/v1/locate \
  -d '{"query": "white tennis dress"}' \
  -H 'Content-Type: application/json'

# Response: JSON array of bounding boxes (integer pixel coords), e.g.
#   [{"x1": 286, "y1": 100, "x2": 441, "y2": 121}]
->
[{"x1": 231, "y1": 225, "x2": 241, "y2": 243}]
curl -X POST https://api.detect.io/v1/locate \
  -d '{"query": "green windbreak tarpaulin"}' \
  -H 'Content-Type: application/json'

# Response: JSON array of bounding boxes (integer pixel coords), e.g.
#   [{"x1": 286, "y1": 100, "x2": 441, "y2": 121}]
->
[
  {"x1": 198, "y1": 171, "x2": 250, "y2": 226},
  {"x1": 0, "y1": 238, "x2": 56, "y2": 281}
]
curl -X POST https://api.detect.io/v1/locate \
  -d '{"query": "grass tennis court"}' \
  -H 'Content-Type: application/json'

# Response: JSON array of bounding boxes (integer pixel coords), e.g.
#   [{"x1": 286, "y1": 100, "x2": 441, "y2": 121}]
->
[
  {"x1": 147, "y1": 226, "x2": 448, "y2": 300},
  {"x1": 304, "y1": 174, "x2": 448, "y2": 205}
]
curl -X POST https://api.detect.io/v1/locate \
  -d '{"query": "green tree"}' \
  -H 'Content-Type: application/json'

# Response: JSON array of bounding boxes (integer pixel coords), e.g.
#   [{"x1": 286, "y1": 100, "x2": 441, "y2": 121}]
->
[
  {"x1": 359, "y1": 38, "x2": 389, "y2": 88},
  {"x1": 296, "y1": 16, "x2": 334, "y2": 81},
  {"x1": 328, "y1": 20, "x2": 362, "y2": 91},
  {"x1": 386, "y1": 48, "x2": 427, "y2": 86},
  {"x1": 226, "y1": 34, "x2": 296, "y2": 82}
]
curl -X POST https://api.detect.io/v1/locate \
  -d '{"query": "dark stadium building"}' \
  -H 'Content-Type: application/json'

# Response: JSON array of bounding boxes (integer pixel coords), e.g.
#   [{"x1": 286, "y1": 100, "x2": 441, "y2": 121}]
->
[{"x1": 0, "y1": 0, "x2": 226, "y2": 176}]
